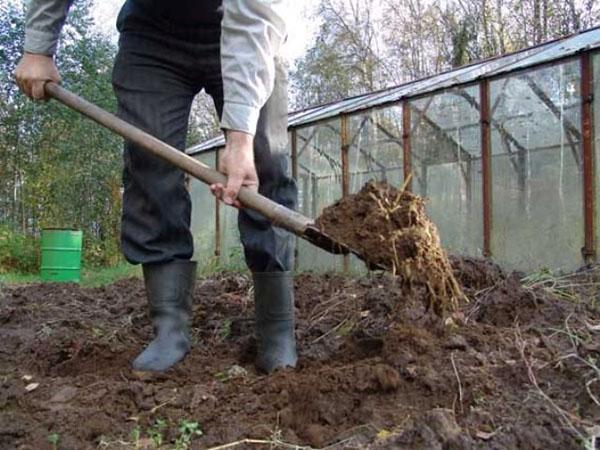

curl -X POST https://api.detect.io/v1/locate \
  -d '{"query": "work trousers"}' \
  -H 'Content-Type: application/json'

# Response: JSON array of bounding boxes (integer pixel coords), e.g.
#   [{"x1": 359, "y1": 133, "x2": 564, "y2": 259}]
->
[{"x1": 111, "y1": 0, "x2": 296, "y2": 272}]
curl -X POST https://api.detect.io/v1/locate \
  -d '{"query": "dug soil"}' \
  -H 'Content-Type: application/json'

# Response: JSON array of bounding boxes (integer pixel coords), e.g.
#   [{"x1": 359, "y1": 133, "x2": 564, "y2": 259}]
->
[
  {"x1": 1, "y1": 258, "x2": 599, "y2": 449},
  {"x1": 315, "y1": 181, "x2": 463, "y2": 315}
]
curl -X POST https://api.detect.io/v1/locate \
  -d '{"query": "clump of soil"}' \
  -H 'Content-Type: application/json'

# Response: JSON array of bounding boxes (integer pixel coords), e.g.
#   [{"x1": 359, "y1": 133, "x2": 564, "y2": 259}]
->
[{"x1": 316, "y1": 180, "x2": 464, "y2": 314}]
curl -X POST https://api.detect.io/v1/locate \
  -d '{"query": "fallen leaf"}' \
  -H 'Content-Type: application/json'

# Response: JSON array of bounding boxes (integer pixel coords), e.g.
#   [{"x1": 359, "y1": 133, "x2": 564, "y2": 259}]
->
[
  {"x1": 376, "y1": 429, "x2": 392, "y2": 439},
  {"x1": 21, "y1": 375, "x2": 33, "y2": 382},
  {"x1": 25, "y1": 383, "x2": 39, "y2": 392},
  {"x1": 475, "y1": 428, "x2": 501, "y2": 440}
]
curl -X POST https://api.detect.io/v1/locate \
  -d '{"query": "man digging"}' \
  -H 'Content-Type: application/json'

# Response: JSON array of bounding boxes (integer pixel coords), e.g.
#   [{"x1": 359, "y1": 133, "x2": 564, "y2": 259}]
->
[{"x1": 15, "y1": 0, "x2": 297, "y2": 374}]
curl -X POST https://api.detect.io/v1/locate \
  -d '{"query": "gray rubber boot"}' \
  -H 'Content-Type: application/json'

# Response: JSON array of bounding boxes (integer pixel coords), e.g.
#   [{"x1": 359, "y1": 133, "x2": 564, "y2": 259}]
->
[
  {"x1": 132, "y1": 260, "x2": 197, "y2": 372},
  {"x1": 254, "y1": 272, "x2": 297, "y2": 373}
]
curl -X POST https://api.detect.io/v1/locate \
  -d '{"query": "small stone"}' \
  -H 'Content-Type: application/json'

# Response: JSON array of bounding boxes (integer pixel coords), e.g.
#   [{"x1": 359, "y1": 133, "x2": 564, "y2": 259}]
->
[
  {"x1": 21, "y1": 375, "x2": 33, "y2": 382},
  {"x1": 50, "y1": 386, "x2": 78, "y2": 403}
]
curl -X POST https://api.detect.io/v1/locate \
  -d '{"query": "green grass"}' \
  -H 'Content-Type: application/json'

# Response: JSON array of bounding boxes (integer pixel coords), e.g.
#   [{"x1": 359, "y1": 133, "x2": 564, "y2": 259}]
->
[
  {"x1": 0, "y1": 273, "x2": 41, "y2": 284},
  {"x1": 81, "y1": 263, "x2": 141, "y2": 287},
  {"x1": 0, "y1": 262, "x2": 141, "y2": 287},
  {"x1": 0, "y1": 255, "x2": 252, "y2": 289}
]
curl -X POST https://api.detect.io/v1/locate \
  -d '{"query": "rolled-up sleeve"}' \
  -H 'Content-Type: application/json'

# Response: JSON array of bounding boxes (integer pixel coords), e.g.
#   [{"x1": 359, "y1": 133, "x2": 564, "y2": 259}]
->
[
  {"x1": 24, "y1": 0, "x2": 73, "y2": 55},
  {"x1": 220, "y1": 0, "x2": 287, "y2": 135}
]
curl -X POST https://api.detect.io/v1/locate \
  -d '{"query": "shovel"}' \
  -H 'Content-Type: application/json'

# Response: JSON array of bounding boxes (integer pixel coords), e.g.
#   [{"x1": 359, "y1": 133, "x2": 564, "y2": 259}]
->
[{"x1": 44, "y1": 82, "x2": 369, "y2": 263}]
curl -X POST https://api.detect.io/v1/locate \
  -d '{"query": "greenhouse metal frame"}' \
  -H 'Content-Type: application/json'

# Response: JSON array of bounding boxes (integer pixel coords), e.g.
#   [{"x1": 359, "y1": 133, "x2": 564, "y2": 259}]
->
[{"x1": 187, "y1": 26, "x2": 600, "y2": 273}]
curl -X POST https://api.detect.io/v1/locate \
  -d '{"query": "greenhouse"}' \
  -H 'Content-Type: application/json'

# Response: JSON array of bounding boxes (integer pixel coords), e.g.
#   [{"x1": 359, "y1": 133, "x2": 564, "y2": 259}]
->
[{"x1": 187, "y1": 27, "x2": 600, "y2": 273}]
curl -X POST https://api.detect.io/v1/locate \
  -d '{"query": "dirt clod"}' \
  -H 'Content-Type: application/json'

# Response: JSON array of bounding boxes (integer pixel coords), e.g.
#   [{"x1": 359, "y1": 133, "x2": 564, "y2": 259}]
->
[{"x1": 316, "y1": 180, "x2": 464, "y2": 315}]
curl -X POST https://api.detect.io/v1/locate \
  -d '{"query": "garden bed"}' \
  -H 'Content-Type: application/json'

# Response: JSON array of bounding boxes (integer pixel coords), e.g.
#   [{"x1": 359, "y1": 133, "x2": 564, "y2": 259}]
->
[{"x1": 0, "y1": 257, "x2": 598, "y2": 449}]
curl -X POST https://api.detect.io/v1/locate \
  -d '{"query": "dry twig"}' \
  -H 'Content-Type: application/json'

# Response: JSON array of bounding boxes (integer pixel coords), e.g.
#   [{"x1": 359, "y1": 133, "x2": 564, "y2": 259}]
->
[
  {"x1": 450, "y1": 351, "x2": 463, "y2": 413},
  {"x1": 514, "y1": 324, "x2": 591, "y2": 442}
]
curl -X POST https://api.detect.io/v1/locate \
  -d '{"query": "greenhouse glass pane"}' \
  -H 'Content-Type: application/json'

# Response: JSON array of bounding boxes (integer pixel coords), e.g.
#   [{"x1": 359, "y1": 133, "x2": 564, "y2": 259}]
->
[
  {"x1": 217, "y1": 148, "x2": 245, "y2": 269},
  {"x1": 347, "y1": 106, "x2": 404, "y2": 272},
  {"x1": 490, "y1": 61, "x2": 583, "y2": 272},
  {"x1": 410, "y1": 86, "x2": 483, "y2": 257},
  {"x1": 348, "y1": 106, "x2": 404, "y2": 192},
  {"x1": 295, "y1": 120, "x2": 344, "y2": 272},
  {"x1": 190, "y1": 151, "x2": 218, "y2": 269}
]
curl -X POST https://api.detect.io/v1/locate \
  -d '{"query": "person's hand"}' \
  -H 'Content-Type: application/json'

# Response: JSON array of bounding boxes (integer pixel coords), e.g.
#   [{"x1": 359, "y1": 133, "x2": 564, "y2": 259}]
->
[
  {"x1": 14, "y1": 53, "x2": 61, "y2": 101},
  {"x1": 210, "y1": 130, "x2": 258, "y2": 208}
]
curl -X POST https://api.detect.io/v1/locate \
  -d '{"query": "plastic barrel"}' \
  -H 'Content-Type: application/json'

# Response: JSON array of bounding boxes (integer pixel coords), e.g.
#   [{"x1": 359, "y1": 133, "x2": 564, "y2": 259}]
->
[{"x1": 40, "y1": 229, "x2": 83, "y2": 282}]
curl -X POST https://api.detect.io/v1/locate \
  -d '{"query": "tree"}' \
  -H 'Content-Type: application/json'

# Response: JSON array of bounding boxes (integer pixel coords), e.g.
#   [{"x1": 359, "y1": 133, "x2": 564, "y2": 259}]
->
[
  {"x1": 289, "y1": 0, "x2": 600, "y2": 110},
  {"x1": 0, "y1": 0, "x2": 122, "y2": 265},
  {"x1": 290, "y1": 0, "x2": 387, "y2": 109}
]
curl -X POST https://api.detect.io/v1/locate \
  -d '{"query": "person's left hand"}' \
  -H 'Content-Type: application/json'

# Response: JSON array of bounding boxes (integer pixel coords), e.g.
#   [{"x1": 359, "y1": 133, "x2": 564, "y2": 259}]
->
[{"x1": 210, "y1": 130, "x2": 258, "y2": 208}]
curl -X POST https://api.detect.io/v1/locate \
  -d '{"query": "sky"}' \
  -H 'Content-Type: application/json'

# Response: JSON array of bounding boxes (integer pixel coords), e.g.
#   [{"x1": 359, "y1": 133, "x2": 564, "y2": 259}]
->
[{"x1": 91, "y1": 0, "x2": 318, "y2": 65}]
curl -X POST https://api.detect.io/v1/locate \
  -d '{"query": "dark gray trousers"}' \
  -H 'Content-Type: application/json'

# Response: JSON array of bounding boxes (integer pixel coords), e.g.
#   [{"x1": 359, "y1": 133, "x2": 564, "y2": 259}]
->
[{"x1": 111, "y1": 0, "x2": 296, "y2": 272}]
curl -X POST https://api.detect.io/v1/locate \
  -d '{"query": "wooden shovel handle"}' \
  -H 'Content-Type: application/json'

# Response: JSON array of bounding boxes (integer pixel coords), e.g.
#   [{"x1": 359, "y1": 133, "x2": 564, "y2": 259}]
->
[{"x1": 44, "y1": 81, "x2": 314, "y2": 235}]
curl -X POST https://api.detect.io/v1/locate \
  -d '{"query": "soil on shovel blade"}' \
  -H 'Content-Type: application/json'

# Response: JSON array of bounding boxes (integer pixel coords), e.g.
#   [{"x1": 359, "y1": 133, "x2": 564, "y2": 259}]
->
[
  {"x1": 316, "y1": 180, "x2": 463, "y2": 315},
  {"x1": 1, "y1": 258, "x2": 599, "y2": 449}
]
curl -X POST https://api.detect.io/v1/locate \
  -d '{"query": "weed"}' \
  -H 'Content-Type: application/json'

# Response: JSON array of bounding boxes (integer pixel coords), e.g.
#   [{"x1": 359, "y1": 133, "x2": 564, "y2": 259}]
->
[
  {"x1": 130, "y1": 425, "x2": 141, "y2": 449},
  {"x1": 91, "y1": 327, "x2": 104, "y2": 338},
  {"x1": 335, "y1": 318, "x2": 355, "y2": 337},
  {"x1": 147, "y1": 417, "x2": 167, "y2": 448},
  {"x1": 472, "y1": 392, "x2": 486, "y2": 406},
  {"x1": 214, "y1": 371, "x2": 229, "y2": 383},
  {"x1": 197, "y1": 247, "x2": 247, "y2": 276},
  {"x1": 175, "y1": 420, "x2": 203, "y2": 450},
  {"x1": 521, "y1": 267, "x2": 600, "y2": 303},
  {"x1": 0, "y1": 226, "x2": 39, "y2": 274},
  {"x1": 47, "y1": 433, "x2": 60, "y2": 450}
]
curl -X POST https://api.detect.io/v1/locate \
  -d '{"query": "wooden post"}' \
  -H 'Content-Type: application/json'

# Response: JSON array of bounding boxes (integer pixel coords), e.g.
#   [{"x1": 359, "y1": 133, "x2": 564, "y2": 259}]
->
[
  {"x1": 402, "y1": 102, "x2": 412, "y2": 191},
  {"x1": 215, "y1": 148, "x2": 221, "y2": 260},
  {"x1": 291, "y1": 128, "x2": 299, "y2": 270},
  {"x1": 480, "y1": 80, "x2": 492, "y2": 258},
  {"x1": 341, "y1": 115, "x2": 350, "y2": 272},
  {"x1": 581, "y1": 53, "x2": 596, "y2": 263}
]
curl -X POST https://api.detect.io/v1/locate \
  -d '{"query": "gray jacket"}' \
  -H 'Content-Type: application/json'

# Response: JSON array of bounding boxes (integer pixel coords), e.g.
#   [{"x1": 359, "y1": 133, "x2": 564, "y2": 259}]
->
[{"x1": 24, "y1": 0, "x2": 287, "y2": 136}]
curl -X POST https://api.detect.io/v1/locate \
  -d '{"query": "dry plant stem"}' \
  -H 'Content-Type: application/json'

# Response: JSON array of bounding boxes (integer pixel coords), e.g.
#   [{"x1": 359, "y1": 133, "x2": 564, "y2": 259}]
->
[
  {"x1": 514, "y1": 324, "x2": 591, "y2": 442},
  {"x1": 204, "y1": 426, "x2": 372, "y2": 450},
  {"x1": 586, "y1": 379, "x2": 600, "y2": 406},
  {"x1": 205, "y1": 438, "x2": 309, "y2": 450},
  {"x1": 450, "y1": 352, "x2": 464, "y2": 414},
  {"x1": 149, "y1": 396, "x2": 175, "y2": 414},
  {"x1": 311, "y1": 318, "x2": 351, "y2": 344}
]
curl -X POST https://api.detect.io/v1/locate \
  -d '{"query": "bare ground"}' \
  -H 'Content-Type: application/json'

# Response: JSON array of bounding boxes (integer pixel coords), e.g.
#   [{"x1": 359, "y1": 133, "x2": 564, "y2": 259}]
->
[{"x1": 0, "y1": 257, "x2": 599, "y2": 449}]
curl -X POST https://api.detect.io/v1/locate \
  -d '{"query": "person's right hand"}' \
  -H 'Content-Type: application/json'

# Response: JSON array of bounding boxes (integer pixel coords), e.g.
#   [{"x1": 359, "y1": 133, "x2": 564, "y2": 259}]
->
[{"x1": 14, "y1": 53, "x2": 61, "y2": 101}]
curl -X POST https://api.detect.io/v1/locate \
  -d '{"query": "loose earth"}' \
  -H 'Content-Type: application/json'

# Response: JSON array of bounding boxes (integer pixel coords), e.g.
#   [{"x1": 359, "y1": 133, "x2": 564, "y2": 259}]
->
[{"x1": 1, "y1": 257, "x2": 598, "y2": 449}]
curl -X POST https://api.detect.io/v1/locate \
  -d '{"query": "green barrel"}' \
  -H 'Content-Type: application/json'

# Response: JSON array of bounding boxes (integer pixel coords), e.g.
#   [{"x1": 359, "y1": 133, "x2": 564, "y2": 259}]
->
[{"x1": 40, "y1": 229, "x2": 83, "y2": 282}]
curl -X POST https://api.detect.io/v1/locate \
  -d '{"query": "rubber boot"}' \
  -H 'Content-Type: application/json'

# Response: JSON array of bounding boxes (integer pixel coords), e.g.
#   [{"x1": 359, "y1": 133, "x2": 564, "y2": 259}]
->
[
  {"x1": 253, "y1": 272, "x2": 297, "y2": 373},
  {"x1": 132, "y1": 260, "x2": 197, "y2": 372}
]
